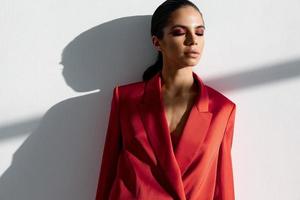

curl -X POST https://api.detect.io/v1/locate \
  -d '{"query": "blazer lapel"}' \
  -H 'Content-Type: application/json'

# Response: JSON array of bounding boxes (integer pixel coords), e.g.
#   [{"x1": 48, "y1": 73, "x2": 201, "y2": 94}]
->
[
  {"x1": 174, "y1": 72, "x2": 213, "y2": 176},
  {"x1": 138, "y1": 71, "x2": 213, "y2": 199}
]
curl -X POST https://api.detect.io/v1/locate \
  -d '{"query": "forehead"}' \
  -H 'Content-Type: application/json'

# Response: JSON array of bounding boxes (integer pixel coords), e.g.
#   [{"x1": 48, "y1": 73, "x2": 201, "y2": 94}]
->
[{"x1": 167, "y1": 6, "x2": 204, "y2": 28}]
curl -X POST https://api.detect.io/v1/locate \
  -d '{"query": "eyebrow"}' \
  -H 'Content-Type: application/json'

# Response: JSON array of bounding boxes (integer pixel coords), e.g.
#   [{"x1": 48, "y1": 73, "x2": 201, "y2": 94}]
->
[{"x1": 170, "y1": 24, "x2": 206, "y2": 30}]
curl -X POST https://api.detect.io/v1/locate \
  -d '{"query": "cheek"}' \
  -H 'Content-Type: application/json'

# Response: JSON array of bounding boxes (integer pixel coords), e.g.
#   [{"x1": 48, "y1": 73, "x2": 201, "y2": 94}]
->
[
  {"x1": 165, "y1": 39, "x2": 183, "y2": 54},
  {"x1": 200, "y1": 39, "x2": 205, "y2": 49}
]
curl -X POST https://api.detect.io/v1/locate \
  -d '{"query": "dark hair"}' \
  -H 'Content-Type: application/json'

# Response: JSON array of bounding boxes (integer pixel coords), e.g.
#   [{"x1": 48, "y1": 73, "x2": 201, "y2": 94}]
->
[{"x1": 142, "y1": 0, "x2": 204, "y2": 81}]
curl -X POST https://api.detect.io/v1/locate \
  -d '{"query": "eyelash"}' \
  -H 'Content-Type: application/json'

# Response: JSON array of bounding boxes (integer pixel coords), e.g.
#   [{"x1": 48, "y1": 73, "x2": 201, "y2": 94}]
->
[{"x1": 172, "y1": 31, "x2": 204, "y2": 36}]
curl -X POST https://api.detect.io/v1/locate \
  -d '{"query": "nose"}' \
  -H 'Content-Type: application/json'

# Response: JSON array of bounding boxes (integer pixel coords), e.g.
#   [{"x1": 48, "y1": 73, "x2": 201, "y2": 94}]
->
[{"x1": 185, "y1": 33, "x2": 198, "y2": 46}]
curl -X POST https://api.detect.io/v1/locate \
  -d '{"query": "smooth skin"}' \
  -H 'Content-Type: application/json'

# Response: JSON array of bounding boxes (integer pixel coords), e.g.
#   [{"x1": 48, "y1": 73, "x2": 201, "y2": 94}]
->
[{"x1": 152, "y1": 6, "x2": 206, "y2": 137}]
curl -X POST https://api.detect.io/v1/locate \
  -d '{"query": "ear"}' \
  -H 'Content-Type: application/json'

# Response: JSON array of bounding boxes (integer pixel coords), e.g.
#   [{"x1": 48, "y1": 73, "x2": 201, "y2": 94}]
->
[{"x1": 152, "y1": 35, "x2": 162, "y2": 52}]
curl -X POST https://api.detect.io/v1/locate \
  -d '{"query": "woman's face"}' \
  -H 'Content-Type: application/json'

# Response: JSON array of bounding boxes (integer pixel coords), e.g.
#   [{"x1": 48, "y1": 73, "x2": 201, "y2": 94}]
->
[{"x1": 152, "y1": 6, "x2": 205, "y2": 69}]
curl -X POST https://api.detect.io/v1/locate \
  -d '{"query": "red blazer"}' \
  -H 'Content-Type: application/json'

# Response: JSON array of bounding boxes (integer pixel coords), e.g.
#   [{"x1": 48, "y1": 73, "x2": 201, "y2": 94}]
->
[{"x1": 95, "y1": 71, "x2": 236, "y2": 200}]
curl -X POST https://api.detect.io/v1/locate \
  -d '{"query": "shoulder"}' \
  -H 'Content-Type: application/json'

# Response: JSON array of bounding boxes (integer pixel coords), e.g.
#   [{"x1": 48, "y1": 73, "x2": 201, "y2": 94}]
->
[
  {"x1": 205, "y1": 84, "x2": 236, "y2": 112},
  {"x1": 113, "y1": 80, "x2": 146, "y2": 103}
]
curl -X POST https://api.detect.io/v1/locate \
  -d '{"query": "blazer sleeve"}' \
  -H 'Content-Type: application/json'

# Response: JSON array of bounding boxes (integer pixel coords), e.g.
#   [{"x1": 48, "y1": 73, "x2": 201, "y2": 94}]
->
[
  {"x1": 214, "y1": 104, "x2": 236, "y2": 200},
  {"x1": 95, "y1": 86, "x2": 123, "y2": 200}
]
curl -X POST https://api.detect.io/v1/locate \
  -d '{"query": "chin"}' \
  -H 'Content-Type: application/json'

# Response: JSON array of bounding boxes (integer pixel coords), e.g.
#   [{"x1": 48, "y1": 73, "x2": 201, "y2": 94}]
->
[
  {"x1": 182, "y1": 59, "x2": 200, "y2": 66},
  {"x1": 177, "y1": 63, "x2": 198, "y2": 68}
]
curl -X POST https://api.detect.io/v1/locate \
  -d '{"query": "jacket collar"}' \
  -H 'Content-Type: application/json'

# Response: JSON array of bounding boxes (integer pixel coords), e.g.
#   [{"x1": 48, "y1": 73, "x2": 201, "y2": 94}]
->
[{"x1": 138, "y1": 70, "x2": 213, "y2": 199}]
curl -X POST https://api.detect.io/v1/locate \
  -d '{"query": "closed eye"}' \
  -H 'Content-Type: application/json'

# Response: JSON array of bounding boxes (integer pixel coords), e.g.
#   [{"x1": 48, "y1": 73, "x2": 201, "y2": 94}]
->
[
  {"x1": 171, "y1": 29, "x2": 185, "y2": 36},
  {"x1": 172, "y1": 32, "x2": 204, "y2": 36}
]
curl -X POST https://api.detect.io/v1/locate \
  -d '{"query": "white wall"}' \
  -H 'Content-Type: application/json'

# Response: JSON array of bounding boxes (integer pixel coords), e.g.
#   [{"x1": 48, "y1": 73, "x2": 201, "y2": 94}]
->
[{"x1": 1, "y1": 0, "x2": 299, "y2": 199}]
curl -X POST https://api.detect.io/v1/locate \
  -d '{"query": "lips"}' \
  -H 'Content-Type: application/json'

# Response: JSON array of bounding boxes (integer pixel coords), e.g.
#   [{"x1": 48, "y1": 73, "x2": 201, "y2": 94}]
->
[
  {"x1": 184, "y1": 49, "x2": 200, "y2": 54},
  {"x1": 184, "y1": 50, "x2": 200, "y2": 58}
]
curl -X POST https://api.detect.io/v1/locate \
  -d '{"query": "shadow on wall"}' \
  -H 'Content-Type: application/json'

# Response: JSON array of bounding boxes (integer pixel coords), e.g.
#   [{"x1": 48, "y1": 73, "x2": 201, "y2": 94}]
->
[
  {"x1": 0, "y1": 15, "x2": 300, "y2": 200},
  {"x1": 205, "y1": 59, "x2": 300, "y2": 92},
  {"x1": 0, "y1": 15, "x2": 156, "y2": 200}
]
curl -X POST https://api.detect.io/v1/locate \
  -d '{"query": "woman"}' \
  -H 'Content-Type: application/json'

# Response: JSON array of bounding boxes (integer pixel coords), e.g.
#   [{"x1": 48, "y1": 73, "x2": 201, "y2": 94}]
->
[{"x1": 95, "y1": 0, "x2": 237, "y2": 199}]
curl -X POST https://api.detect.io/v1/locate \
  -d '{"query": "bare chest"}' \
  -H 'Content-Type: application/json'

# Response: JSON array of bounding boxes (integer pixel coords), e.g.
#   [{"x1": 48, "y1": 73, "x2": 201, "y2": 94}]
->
[{"x1": 162, "y1": 94, "x2": 196, "y2": 137}]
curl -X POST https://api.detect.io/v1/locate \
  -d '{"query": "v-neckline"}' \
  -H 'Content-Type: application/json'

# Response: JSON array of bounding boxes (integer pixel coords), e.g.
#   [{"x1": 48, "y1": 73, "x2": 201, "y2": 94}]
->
[
  {"x1": 161, "y1": 101, "x2": 196, "y2": 153},
  {"x1": 159, "y1": 81, "x2": 199, "y2": 154},
  {"x1": 137, "y1": 70, "x2": 214, "y2": 198}
]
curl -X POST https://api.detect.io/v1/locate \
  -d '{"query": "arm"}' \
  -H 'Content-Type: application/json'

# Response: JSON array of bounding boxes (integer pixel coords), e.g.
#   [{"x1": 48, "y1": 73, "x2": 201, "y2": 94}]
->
[
  {"x1": 95, "y1": 86, "x2": 123, "y2": 200},
  {"x1": 214, "y1": 104, "x2": 236, "y2": 200}
]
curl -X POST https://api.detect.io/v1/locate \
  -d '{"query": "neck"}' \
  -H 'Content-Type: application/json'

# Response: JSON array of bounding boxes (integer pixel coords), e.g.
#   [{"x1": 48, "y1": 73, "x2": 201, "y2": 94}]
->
[{"x1": 160, "y1": 67, "x2": 196, "y2": 97}]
